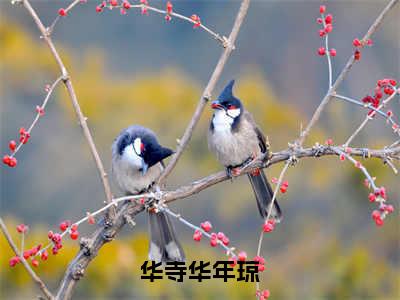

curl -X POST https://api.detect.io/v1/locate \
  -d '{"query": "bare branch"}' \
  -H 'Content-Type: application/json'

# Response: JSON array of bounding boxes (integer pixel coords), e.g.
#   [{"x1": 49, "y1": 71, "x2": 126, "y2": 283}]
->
[
  {"x1": 0, "y1": 217, "x2": 54, "y2": 300},
  {"x1": 157, "y1": 0, "x2": 251, "y2": 185}
]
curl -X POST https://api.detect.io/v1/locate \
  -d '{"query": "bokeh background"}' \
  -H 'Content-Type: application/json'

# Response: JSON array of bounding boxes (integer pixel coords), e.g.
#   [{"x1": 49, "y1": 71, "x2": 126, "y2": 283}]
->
[{"x1": 1, "y1": 0, "x2": 399, "y2": 299}]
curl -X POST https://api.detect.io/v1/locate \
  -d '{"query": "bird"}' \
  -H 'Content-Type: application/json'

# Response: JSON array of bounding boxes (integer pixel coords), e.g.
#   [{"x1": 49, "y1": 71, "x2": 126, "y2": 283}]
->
[
  {"x1": 111, "y1": 125, "x2": 185, "y2": 262},
  {"x1": 208, "y1": 80, "x2": 282, "y2": 221}
]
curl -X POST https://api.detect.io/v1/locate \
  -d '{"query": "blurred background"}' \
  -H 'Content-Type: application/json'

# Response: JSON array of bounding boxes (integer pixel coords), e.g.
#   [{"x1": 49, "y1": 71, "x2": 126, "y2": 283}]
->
[{"x1": 1, "y1": 0, "x2": 399, "y2": 299}]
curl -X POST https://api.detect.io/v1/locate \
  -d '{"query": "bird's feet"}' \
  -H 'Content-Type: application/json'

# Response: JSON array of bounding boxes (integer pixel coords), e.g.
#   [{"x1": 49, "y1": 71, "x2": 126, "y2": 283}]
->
[{"x1": 226, "y1": 166, "x2": 241, "y2": 179}]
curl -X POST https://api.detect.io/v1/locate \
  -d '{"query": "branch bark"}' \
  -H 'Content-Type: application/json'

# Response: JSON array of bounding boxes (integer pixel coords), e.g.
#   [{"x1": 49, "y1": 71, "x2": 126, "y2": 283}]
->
[
  {"x1": 157, "y1": 0, "x2": 251, "y2": 185},
  {"x1": 0, "y1": 217, "x2": 54, "y2": 300}
]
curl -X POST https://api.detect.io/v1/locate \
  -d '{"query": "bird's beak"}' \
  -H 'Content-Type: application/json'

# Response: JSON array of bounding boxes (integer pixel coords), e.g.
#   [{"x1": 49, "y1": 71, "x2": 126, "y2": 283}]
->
[
  {"x1": 141, "y1": 159, "x2": 148, "y2": 175},
  {"x1": 211, "y1": 100, "x2": 223, "y2": 110}
]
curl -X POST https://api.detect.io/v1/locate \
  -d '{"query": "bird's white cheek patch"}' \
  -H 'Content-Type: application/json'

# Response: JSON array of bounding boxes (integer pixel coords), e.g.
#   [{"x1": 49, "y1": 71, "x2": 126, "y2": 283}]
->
[
  {"x1": 123, "y1": 144, "x2": 142, "y2": 169},
  {"x1": 227, "y1": 108, "x2": 241, "y2": 118},
  {"x1": 133, "y1": 138, "x2": 142, "y2": 155},
  {"x1": 213, "y1": 109, "x2": 233, "y2": 132}
]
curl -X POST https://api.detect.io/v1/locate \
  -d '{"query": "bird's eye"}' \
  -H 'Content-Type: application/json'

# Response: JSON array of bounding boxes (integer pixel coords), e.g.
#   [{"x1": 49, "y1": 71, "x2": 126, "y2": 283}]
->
[{"x1": 227, "y1": 104, "x2": 237, "y2": 110}]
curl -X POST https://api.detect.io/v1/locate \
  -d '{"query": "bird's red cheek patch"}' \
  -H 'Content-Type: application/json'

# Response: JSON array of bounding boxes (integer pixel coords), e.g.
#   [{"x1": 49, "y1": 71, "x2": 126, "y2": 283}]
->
[{"x1": 251, "y1": 168, "x2": 261, "y2": 176}]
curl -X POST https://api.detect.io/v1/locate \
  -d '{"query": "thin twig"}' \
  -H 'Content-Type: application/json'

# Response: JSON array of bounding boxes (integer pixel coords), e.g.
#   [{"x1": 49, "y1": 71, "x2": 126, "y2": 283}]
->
[
  {"x1": 344, "y1": 91, "x2": 399, "y2": 146},
  {"x1": 9, "y1": 76, "x2": 63, "y2": 158},
  {"x1": 157, "y1": 0, "x2": 251, "y2": 185},
  {"x1": 0, "y1": 217, "x2": 54, "y2": 300}
]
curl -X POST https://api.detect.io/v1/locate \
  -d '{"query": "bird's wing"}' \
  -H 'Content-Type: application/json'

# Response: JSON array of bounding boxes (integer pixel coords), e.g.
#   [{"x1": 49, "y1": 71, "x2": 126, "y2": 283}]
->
[{"x1": 243, "y1": 110, "x2": 268, "y2": 154}]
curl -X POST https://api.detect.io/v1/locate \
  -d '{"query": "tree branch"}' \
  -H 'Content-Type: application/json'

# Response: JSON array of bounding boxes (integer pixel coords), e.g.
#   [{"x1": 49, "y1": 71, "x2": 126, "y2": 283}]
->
[
  {"x1": 0, "y1": 217, "x2": 54, "y2": 300},
  {"x1": 157, "y1": 0, "x2": 251, "y2": 185},
  {"x1": 296, "y1": 0, "x2": 398, "y2": 147},
  {"x1": 22, "y1": 0, "x2": 114, "y2": 216}
]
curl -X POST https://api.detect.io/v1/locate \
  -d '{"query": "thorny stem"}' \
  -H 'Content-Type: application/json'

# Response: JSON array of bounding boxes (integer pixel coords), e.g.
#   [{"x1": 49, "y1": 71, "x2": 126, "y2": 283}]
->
[{"x1": 0, "y1": 218, "x2": 55, "y2": 300}]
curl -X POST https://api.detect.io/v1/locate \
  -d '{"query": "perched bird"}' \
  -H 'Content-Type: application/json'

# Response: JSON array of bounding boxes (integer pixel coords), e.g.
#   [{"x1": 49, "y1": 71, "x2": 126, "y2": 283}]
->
[
  {"x1": 112, "y1": 125, "x2": 185, "y2": 262},
  {"x1": 208, "y1": 80, "x2": 282, "y2": 221}
]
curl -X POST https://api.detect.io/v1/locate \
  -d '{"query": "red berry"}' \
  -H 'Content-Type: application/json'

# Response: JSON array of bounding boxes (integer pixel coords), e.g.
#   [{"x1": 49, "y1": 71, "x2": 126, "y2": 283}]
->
[
  {"x1": 3, "y1": 155, "x2": 11, "y2": 165},
  {"x1": 166, "y1": 1, "x2": 173, "y2": 14},
  {"x1": 52, "y1": 247, "x2": 58, "y2": 255},
  {"x1": 319, "y1": 5, "x2": 326, "y2": 14},
  {"x1": 263, "y1": 221, "x2": 274, "y2": 233},
  {"x1": 96, "y1": 6, "x2": 102, "y2": 12},
  {"x1": 36, "y1": 106, "x2": 45, "y2": 116},
  {"x1": 210, "y1": 238, "x2": 218, "y2": 247},
  {"x1": 318, "y1": 47, "x2": 326, "y2": 56},
  {"x1": 123, "y1": 1, "x2": 131, "y2": 9},
  {"x1": 70, "y1": 224, "x2": 78, "y2": 232},
  {"x1": 216, "y1": 232, "x2": 225, "y2": 240},
  {"x1": 375, "y1": 217, "x2": 384, "y2": 227},
  {"x1": 262, "y1": 290, "x2": 271, "y2": 299},
  {"x1": 325, "y1": 14, "x2": 333, "y2": 24},
  {"x1": 253, "y1": 255, "x2": 265, "y2": 265},
  {"x1": 371, "y1": 210, "x2": 381, "y2": 220},
  {"x1": 319, "y1": 29, "x2": 325, "y2": 37},
  {"x1": 165, "y1": 14, "x2": 171, "y2": 21},
  {"x1": 222, "y1": 236, "x2": 230, "y2": 246},
  {"x1": 280, "y1": 185, "x2": 287, "y2": 193},
  {"x1": 384, "y1": 87, "x2": 394, "y2": 95},
  {"x1": 8, "y1": 157, "x2": 17, "y2": 168},
  {"x1": 339, "y1": 154, "x2": 345, "y2": 161},
  {"x1": 389, "y1": 79, "x2": 397, "y2": 86},
  {"x1": 324, "y1": 24, "x2": 333, "y2": 33},
  {"x1": 9, "y1": 140, "x2": 17, "y2": 151},
  {"x1": 200, "y1": 221, "x2": 212, "y2": 232},
  {"x1": 379, "y1": 187, "x2": 387, "y2": 199},
  {"x1": 47, "y1": 230, "x2": 54, "y2": 239},
  {"x1": 59, "y1": 222, "x2": 68, "y2": 232},
  {"x1": 317, "y1": 18, "x2": 323, "y2": 24},
  {"x1": 110, "y1": 0, "x2": 118, "y2": 6},
  {"x1": 58, "y1": 8, "x2": 67, "y2": 16},
  {"x1": 228, "y1": 256, "x2": 237, "y2": 267},
  {"x1": 329, "y1": 48, "x2": 337, "y2": 57},
  {"x1": 387, "y1": 110, "x2": 393, "y2": 117},
  {"x1": 55, "y1": 242, "x2": 63, "y2": 250},
  {"x1": 238, "y1": 251, "x2": 247, "y2": 262},
  {"x1": 16, "y1": 224, "x2": 28, "y2": 233},
  {"x1": 368, "y1": 193, "x2": 376, "y2": 202},
  {"x1": 353, "y1": 38, "x2": 362, "y2": 47},
  {"x1": 23, "y1": 250, "x2": 31, "y2": 259},
  {"x1": 354, "y1": 49, "x2": 361, "y2": 60},
  {"x1": 325, "y1": 138, "x2": 333, "y2": 146},
  {"x1": 193, "y1": 230, "x2": 202, "y2": 242},
  {"x1": 41, "y1": 250, "x2": 48, "y2": 261},
  {"x1": 258, "y1": 264, "x2": 265, "y2": 272},
  {"x1": 70, "y1": 231, "x2": 79, "y2": 240},
  {"x1": 9, "y1": 256, "x2": 20, "y2": 267},
  {"x1": 31, "y1": 257, "x2": 39, "y2": 267},
  {"x1": 385, "y1": 205, "x2": 394, "y2": 213},
  {"x1": 366, "y1": 39, "x2": 373, "y2": 46}
]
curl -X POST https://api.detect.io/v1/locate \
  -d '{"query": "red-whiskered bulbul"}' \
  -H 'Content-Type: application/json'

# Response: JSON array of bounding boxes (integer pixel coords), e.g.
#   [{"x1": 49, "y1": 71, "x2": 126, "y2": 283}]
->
[
  {"x1": 208, "y1": 80, "x2": 282, "y2": 221},
  {"x1": 112, "y1": 125, "x2": 185, "y2": 262}
]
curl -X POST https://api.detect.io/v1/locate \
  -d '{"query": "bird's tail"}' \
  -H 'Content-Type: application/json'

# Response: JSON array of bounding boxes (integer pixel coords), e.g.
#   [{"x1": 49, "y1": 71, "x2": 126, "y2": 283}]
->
[
  {"x1": 148, "y1": 210, "x2": 185, "y2": 263},
  {"x1": 247, "y1": 169, "x2": 282, "y2": 222}
]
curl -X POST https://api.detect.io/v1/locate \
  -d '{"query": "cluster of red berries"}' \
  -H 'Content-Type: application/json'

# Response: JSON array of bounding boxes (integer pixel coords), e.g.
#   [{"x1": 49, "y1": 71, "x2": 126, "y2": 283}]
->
[
  {"x1": 192, "y1": 221, "x2": 230, "y2": 247},
  {"x1": 361, "y1": 78, "x2": 397, "y2": 118},
  {"x1": 59, "y1": 220, "x2": 80, "y2": 240},
  {"x1": 256, "y1": 289, "x2": 270, "y2": 300},
  {"x1": 3, "y1": 127, "x2": 31, "y2": 168},
  {"x1": 48, "y1": 230, "x2": 63, "y2": 255},
  {"x1": 263, "y1": 219, "x2": 275, "y2": 233},
  {"x1": 253, "y1": 255, "x2": 266, "y2": 272},
  {"x1": 352, "y1": 38, "x2": 373, "y2": 61},
  {"x1": 316, "y1": 5, "x2": 336, "y2": 57},
  {"x1": 368, "y1": 186, "x2": 394, "y2": 226},
  {"x1": 271, "y1": 177, "x2": 289, "y2": 194}
]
